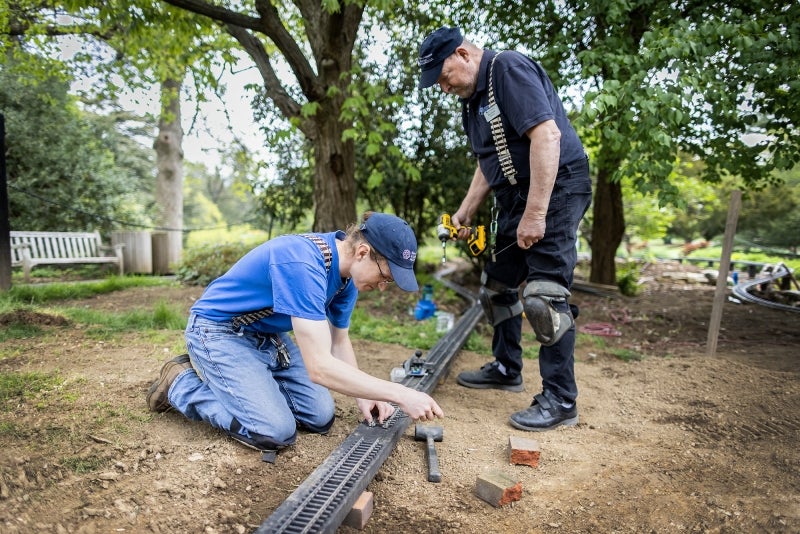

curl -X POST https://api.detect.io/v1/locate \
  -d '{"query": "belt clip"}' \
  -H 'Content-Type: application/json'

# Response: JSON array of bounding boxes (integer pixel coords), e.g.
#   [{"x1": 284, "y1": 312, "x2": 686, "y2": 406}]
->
[
  {"x1": 490, "y1": 194, "x2": 499, "y2": 262},
  {"x1": 270, "y1": 335, "x2": 291, "y2": 368}
]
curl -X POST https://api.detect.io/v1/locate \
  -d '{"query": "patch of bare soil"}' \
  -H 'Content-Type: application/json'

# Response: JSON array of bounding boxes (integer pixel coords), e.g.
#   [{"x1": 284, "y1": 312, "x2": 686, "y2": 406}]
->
[
  {"x1": 0, "y1": 261, "x2": 798, "y2": 533},
  {"x1": 0, "y1": 310, "x2": 70, "y2": 327}
]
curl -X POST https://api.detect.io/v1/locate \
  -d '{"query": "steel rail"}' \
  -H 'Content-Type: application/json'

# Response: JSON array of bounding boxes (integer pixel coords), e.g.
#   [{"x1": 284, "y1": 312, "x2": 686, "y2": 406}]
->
[
  {"x1": 731, "y1": 264, "x2": 800, "y2": 313},
  {"x1": 255, "y1": 265, "x2": 482, "y2": 533}
]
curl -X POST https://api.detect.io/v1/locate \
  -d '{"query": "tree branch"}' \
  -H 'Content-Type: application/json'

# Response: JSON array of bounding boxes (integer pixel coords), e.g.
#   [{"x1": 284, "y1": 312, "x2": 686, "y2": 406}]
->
[
  {"x1": 225, "y1": 24, "x2": 310, "y2": 136},
  {"x1": 161, "y1": 0, "x2": 263, "y2": 31},
  {"x1": 162, "y1": 0, "x2": 323, "y2": 104},
  {"x1": 252, "y1": 0, "x2": 321, "y2": 100}
]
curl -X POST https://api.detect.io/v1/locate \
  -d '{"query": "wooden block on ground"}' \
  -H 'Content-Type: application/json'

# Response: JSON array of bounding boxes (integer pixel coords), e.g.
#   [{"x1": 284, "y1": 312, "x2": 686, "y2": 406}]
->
[
  {"x1": 343, "y1": 491, "x2": 373, "y2": 530},
  {"x1": 475, "y1": 470, "x2": 522, "y2": 508},
  {"x1": 508, "y1": 435, "x2": 541, "y2": 468}
]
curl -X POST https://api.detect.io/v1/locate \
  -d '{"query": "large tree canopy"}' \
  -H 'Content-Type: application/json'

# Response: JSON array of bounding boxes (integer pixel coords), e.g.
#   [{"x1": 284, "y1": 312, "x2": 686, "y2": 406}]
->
[
  {"x1": 162, "y1": 0, "x2": 368, "y2": 231},
  {"x1": 474, "y1": 0, "x2": 799, "y2": 283},
  {"x1": 4, "y1": 1, "x2": 797, "y2": 283}
]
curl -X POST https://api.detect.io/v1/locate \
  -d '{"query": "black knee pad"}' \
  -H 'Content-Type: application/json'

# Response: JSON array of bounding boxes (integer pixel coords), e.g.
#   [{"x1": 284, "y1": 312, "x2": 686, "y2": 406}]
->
[
  {"x1": 522, "y1": 280, "x2": 574, "y2": 346},
  {"x1": 479, "y1": 272, "x2": 523, "y2": 326}
]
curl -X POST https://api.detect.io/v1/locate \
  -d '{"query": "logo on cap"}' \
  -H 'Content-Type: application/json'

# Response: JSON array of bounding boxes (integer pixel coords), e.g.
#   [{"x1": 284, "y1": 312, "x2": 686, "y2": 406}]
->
[{"x1": 418, "y1": 54, "x2": 435, "y2": 67}]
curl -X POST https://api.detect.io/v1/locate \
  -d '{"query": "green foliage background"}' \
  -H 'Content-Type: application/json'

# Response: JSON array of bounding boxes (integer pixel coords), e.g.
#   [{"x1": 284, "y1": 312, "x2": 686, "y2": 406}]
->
[{"x1": 1, "y1": 0, "x2": 798, "y2": 269}]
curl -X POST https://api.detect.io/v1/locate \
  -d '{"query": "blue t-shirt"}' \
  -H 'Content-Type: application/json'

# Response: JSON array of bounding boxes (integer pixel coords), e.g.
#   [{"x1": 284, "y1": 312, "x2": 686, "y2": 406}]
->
[
  {"x1": 190, "y1": 232, "x2": 357, "y2": 332},
  {"x1": 461, "y1": 50, "x2": 585, "y2": 189}
]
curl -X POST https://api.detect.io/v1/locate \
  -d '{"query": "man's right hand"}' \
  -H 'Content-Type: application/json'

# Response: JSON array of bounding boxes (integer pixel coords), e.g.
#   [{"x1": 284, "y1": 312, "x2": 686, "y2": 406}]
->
[
  {"x1": 398, "y1": 388, "x2": 444, "y2": 421},
  {"x1": 450, "y1": 212, "x2": 473, "y2": 241}
]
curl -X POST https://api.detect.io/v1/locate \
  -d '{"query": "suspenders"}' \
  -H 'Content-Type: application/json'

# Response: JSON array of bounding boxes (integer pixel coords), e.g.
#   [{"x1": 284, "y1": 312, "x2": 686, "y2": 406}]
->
[
  {"x1": 485, "y1": 51, "x2": 518, "y2": 186},
  {"x1": 230, "y1": 234, "x2": 333, "y2": 329},
  {"x1": 463, "y1": 51, "x2": 518, "y2": 186}
]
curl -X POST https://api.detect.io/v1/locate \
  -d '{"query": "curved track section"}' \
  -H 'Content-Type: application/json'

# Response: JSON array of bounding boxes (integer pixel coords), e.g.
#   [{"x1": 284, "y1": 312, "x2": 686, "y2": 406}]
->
[
  {"x1": 731, "y1": 264, "x2": 800, "y2": 313},
  {"x1": 255, "y1": 266, "x2": 482, "y2": 533}
]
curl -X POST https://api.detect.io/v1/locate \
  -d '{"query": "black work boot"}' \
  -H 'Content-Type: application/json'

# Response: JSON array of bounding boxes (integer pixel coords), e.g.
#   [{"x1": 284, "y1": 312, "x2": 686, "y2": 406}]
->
[
  {"x1": 508, "y1": 390, "x2": 578, "y2": 431},
  {"x1": 456, "y1": 361, "x2": 524, "y2": 392},
  {"x1": 146, "y1": 354, "x2": 192, "y2": 412}
]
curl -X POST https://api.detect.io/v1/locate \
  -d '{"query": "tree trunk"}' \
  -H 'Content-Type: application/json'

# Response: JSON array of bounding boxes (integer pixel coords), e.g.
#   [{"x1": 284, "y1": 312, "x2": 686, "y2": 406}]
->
[
  {"x1": 153, "y1": 77, "x2": 184, "y2": 271},
  {"x1": 589, "y1": 162, "x2": 625, "y2": 285},
  {"x1": 159, "y1": 0, "x2": 364, "y2": 232},
  {"x1": 312, "y1": 111, "x2": 356, "y2": 231}
]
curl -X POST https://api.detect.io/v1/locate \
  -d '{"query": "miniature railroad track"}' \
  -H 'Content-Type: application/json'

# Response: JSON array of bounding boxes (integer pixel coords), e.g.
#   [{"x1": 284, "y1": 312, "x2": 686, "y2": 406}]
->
[
  {"x1": 731, "y1": 263, "x2": 800, "y2": 313},
  {"x1": 255, "y1": 266, "x2": 482, "y2": 533}
]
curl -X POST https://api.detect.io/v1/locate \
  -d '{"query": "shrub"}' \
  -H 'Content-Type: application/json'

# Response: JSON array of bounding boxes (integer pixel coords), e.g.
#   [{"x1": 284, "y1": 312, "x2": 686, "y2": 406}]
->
[
  {"x1": 616, "y1": 260, "x2": 642, "y2": 297},
  {"x1": 175, "y1": 242, "x2": 251, "y2": 286}
]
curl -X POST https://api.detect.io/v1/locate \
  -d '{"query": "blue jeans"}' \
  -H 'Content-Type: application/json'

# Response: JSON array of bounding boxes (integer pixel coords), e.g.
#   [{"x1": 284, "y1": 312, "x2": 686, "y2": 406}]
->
[
  {"x1": 169, "y1": 314, "x2": 335, "y2": 449},
  {"x1": 485, "y1": 156, "x2": 592, "y2": 402}
]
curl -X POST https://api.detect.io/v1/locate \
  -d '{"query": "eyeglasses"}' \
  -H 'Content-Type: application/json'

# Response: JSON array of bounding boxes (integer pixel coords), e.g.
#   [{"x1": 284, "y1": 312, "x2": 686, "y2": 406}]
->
[{"x1": 373, "y1": 257, "x2": 394, "y2": 287}]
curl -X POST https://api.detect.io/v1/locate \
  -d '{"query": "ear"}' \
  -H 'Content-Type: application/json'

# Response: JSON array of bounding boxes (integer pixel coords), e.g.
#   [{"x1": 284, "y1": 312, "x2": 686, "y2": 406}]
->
[{"x1": 356, "y1": 243, "x2": 370, "y2": 260}]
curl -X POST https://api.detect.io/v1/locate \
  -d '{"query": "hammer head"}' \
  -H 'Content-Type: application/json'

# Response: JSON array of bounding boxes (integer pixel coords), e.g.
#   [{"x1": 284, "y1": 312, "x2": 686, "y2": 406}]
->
[{"x1": 414, "y1": 424, "x2": 443, "y2": 442}]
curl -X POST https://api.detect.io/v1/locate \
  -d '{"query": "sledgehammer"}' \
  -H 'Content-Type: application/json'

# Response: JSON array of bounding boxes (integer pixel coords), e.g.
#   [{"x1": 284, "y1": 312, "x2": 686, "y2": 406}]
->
[{"x1": 414, "y1": 424, "x2": 443, "y2": 483}]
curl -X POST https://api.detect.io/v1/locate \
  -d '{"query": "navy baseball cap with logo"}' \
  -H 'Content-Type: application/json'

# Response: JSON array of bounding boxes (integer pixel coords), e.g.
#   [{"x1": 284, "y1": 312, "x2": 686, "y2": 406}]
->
[
  {"x1": 360, "y1": 213, "x2": 419, "y2": 292},
  {"x1": 418, "y1": 26, "x2": 463, "y2": 89}
]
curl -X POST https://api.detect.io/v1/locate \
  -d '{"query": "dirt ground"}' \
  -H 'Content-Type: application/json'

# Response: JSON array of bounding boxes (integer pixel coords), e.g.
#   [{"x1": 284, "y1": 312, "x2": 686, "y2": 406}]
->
[{"x1": 0, "y1": 260, "x2": 798, "y2": 533}]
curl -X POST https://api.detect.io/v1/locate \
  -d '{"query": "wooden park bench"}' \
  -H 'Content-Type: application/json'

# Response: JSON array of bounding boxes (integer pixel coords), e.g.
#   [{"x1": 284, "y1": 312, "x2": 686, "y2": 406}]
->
[{"x1": 10, "y1": 231, "x2": 125, "y2": 282}]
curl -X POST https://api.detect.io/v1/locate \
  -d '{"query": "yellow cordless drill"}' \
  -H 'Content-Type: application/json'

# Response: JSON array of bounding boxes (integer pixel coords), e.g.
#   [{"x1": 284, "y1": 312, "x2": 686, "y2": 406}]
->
[{"x1": 437, "y1": 214, "x2": 487, "y2": 263}]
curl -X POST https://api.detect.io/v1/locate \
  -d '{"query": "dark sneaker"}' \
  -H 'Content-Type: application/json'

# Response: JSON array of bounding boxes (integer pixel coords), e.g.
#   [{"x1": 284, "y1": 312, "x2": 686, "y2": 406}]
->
[
  {"x1": 146, "y1": 354, "x2": 192, "y2": 413},
  {"x1": 509, "y1": 390, "x2": 578, "y2": 431},
  {"x1": 456, "y1": 361, "x2": 524, "y2": 392}
]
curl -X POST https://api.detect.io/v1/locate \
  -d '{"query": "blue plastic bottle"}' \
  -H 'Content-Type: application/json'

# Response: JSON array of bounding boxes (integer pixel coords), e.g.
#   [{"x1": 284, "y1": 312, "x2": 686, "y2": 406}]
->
[{"x1": 415, "y1": 284, "x2": 437, "y2": 320}]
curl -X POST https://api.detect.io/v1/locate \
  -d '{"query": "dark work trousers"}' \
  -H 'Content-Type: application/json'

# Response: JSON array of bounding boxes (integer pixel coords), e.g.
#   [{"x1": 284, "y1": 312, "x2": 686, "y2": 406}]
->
[{"x1": 483, "y1": 156, "x2": 592, "y2": 403}]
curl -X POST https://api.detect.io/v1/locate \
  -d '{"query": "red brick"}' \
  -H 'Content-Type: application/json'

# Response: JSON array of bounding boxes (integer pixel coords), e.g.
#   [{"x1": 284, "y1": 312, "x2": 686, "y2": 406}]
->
[
  {"x1": 475, "y1": 470, "x2": 523, "y2": 507},
  {"x1": 508, "y1": 435, "x2": 541, "y2": 468},
  {"x1": 343, "y1": 491, "x2": 373, "y2": 530}
]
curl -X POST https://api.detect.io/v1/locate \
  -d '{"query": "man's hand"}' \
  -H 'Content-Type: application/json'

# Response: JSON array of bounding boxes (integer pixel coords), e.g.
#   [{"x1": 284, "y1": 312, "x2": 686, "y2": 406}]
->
[
  {"x1": 397, "y1": 389, "x2": 444, "y2": 421},
  {"x1": 356, "y1": 398, "x2": 396, "y2": 425},
  {"x1": 517, "y1": 212, "x2": 546, "y2": 249}
]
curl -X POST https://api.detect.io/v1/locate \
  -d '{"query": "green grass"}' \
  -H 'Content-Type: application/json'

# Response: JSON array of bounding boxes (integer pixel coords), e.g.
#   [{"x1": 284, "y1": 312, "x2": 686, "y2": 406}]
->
[
  {"x1": 0, "y1": 370, "x2": 63, "y2": 406},
  {"x1": 1, "y1": 276, "x2": 187, "y2": 354},
  {"x1": 350, "y1": 306, "x2": 442, "y2": 350},
  {"x1": 699, "y1": 245, "x2": 800, "y2": 272},
  {"x1": 0, "y1": 322, "x2": 44, "y2": 342},
  {"x1": 610, "y1": 348, "x2": 644, "y2": 361},
  {"x1": 0, "y1": 275, "x2": 174, "y2": 309},
  {"x1": 0, "y1": 420, "x2": 18, "y2": 435},
  {"x1": 350, "y1": 271, "x2": 490, "y2": 354},
  {"x1": 577, "y1": 332, "x2": 606, "y2": 348},
  {"x1": 60, "y1": 455, "x2": 108, "y2": 474},
  {"x1": 185, "y1": 226, "x2": 269, "y2": 250},
  {"x1": 521, "y1": 331, "x2": 540, "y2": 360},
  {"x1": 61, "y1": 300, "x2": 187, "y2": 339},
  {"x1": 624, "y1": 239, "x2": 800, "y2": 272}
]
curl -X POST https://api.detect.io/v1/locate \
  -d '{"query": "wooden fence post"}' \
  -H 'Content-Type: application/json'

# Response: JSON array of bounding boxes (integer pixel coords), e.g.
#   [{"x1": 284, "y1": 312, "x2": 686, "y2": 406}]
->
[{"x1": 706, "y1": 190, "x2": 742, "y2": 357}]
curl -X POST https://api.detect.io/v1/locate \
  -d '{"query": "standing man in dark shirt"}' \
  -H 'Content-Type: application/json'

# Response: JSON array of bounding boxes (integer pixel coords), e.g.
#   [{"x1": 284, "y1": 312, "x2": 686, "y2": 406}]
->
[{"x1": 418, "y1": 27, "x2": 592, "y2": 431}]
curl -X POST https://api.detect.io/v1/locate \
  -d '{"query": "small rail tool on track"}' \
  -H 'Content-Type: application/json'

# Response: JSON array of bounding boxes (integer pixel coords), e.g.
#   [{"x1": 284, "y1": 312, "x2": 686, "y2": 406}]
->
[{"x1": 403, "y1": 350, "x2": 430, "y2": 377}]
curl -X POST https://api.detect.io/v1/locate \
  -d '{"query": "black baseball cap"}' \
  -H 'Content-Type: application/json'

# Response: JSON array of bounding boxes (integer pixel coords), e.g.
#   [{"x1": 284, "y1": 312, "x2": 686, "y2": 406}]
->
[{"x1": 417, "y1": 27, "x2": 463, "y2": 89}]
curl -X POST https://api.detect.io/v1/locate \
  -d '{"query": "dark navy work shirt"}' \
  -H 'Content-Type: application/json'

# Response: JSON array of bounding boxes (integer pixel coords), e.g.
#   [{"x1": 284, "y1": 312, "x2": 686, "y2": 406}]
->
[{"x1": 461, "y1": 50, "x2": 585, "y2": 189}]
